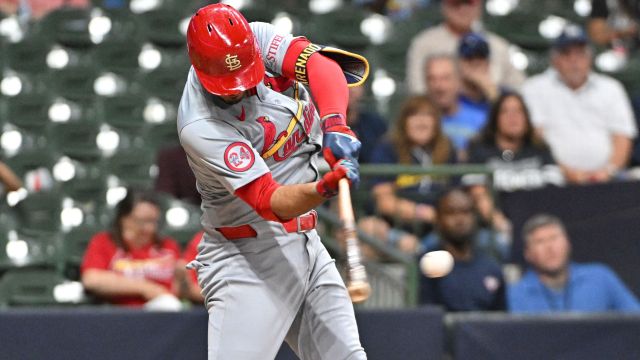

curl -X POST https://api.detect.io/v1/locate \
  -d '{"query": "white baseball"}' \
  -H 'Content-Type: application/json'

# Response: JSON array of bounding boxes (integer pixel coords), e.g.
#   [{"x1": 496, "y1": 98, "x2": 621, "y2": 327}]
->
[{"x1": 420, "y1": 250, "x2": 454, "y2": 278}]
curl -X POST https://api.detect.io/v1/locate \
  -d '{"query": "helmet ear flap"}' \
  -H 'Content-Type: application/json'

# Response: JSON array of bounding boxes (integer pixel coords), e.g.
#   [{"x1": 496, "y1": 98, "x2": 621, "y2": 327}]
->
[{"x1": 187, "y1": 4, "x2": 265, "y2": 96}]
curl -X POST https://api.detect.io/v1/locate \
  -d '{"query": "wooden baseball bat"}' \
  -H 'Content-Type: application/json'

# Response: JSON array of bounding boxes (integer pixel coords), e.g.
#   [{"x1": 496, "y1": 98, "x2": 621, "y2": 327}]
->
[{"x1": 337, "y1": 178, "x2": 371, "y2": 304}]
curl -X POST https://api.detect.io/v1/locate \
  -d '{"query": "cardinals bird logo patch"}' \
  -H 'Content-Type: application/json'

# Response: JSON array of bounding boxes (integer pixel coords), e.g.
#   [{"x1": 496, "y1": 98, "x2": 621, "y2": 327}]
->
[{"x1": 224, "y1": 142, "x2": 254, "y2": 172}]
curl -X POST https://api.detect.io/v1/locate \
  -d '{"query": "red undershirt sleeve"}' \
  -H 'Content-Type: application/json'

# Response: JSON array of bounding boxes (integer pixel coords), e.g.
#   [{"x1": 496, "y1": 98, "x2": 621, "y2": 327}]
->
[
  {"x1": 282, "y1": 39, "x2": 348, "y2": 119},
  {"x1": 235, "y1": 172, "x2": 285, "y2": 222}
]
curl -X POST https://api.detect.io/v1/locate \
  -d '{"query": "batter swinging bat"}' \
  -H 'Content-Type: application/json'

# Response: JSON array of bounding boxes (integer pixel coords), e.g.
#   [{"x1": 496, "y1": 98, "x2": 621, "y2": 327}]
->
[{"x1": 338, "y1": 178, "x2": 371, "y2": 304}]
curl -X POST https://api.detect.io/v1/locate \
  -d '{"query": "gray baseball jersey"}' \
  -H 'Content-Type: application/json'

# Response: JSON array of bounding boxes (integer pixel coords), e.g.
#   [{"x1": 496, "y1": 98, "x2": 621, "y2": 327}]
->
[{"x1": 178, "y1": 22, "x2": 366, "y2": 360}]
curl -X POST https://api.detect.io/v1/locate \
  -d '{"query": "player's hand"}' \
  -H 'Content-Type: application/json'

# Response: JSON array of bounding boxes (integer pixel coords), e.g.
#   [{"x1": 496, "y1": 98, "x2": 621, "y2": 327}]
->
[
  {"x1": 322, "y1": 114, "x2": 361, "y2": 167},
  {"x1": 316, "y1": 159, "x2": 360, "y2": 198}
]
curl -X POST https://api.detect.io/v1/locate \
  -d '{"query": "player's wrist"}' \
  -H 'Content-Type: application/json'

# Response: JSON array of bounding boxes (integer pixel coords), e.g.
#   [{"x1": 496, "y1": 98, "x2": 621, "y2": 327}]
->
[{"x1": 321, "y1": 113, "x2": 348, "y2": 132}]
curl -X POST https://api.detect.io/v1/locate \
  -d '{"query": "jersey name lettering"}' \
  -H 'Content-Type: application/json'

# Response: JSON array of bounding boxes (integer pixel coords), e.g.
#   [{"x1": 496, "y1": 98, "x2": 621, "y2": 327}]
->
[
  {"x1": 266, "y1": 34, "x2": 284, "y2": 63},
  {"x1": 294, "y1": 43, "x2": 322, "y2": 84}
]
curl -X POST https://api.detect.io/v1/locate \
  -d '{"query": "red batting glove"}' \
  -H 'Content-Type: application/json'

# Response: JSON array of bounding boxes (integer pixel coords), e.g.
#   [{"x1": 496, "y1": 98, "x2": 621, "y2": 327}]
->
[{"x1": 316, "y1": 159, "x2": 360, "y2": 198}]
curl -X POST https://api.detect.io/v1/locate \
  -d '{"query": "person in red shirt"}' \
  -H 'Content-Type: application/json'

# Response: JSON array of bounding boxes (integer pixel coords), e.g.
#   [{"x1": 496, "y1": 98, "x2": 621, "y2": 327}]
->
[{"x1": 81, "y1": 189, "x2": 182, "y2": 307}]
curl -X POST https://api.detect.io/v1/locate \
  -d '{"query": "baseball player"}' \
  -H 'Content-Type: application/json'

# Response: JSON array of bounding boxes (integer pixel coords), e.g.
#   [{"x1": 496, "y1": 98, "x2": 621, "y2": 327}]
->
[{"x1": 178, "y1": 4, "x2": 368, "y2": 360}]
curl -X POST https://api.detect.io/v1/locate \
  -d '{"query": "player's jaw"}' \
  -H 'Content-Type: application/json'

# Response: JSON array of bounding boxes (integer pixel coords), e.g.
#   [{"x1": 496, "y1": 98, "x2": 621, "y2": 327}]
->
[{"x1": 219, "y1": 91, "x2": 246, "y2": 104}]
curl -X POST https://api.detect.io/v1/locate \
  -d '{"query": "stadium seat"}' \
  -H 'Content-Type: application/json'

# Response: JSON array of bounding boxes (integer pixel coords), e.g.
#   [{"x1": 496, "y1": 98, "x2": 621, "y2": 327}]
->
[
  {"x1": 92, "y1": 39, "x2": 143, "y2": 74},
  {"x1": 5, "y1": 148, "x2": 57, "y2": 179},
  {"x1": 5, "y1": 36, "x2": 50, "y2": 74},
  {"x1": 484, "y1": 12, "x2": 549, "y2": 51},
  {"x1": 14, "y1": 192, "x2": 63, "y2": 233},
  {"x1": 137, "y1": 66, "x2": 188, "y2": 102},
  {"x1": 47, "y1": 67, "x2": 99, "y2": 102},
  {"x1": 61, "y1": 224, "x2": 100, "y2": 280},
  {"x1": 36, "y1": 8, "x2": 94, "y2": 47},
  {"x1": 314, "y1": 9, "x2": 370, "y2": 49},
  {"x1": 0, "y1": 268, "x2": 68, "y2": 306},
  {"x1": 101, "y1": 8, "x2": 144, "y2": 42},
  {"x1": 48, "y1": 121, "x2": 103, "y2": 161},
  {"x1": 96, "y1": 94, "x2": 146, "y2": 131},
  {"x1": 143, "y1": 122, "x2": 180, "y2": 150},
  {"x1": 60, "y1": 163, "x2": 108, "y2": 206},
  {"x1": 103, "y1": 147, "x2": 155, "y2": 188},
  {"x1": 3, "y1": 94, "x2": 52, "y2": 132},
  {"x1": 158, "y1": 195, "x2": 202, "y2": 247},
  {"x1": 139, "y1": 9, "x2": 186, "y2": 48}
]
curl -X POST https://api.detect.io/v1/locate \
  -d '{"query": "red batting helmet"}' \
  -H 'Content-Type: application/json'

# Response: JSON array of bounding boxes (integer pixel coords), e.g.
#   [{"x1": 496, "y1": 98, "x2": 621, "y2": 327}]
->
[{"x1": 186, "y1": 4, "x2": 265, "y2": 95}]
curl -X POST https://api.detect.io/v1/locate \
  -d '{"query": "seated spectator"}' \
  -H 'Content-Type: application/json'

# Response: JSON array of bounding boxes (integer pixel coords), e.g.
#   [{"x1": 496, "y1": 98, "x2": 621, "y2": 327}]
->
[
  {"x1": 508, "y1": 214, "x2": 640, "y2": 313},
  {"x1": 419, "y1": 187, "x2": 506, "y2": 311},
  {"x1": 406, "y1": 0, "x2": 525, "y2": 94},
  {"x1": 155, "y1": 145, "x2": 201, "y2": 206},
  {"x1": 465, "y1": 92, "x2": 563, "y2": 234},
  {"x1": 81, "y1": 189, "x2": 183, "y2": 308},
  {"x1": 522, "y1": 25, "x2": 637, "y2": 184},
  {"x1": 360, "y1": 95, "x2": 456, "y2": 256},
  {"x1": 588, "y1": 0, "x2": 639, "y2": 51},
  {"x1": 425, "y1": 55, "x2": 487, "y2": 155},
  {"x1": 458, "y1": 32, "x2": 502, "y2": 112},
  {"x1": 177, "y1": 230, "x2": 205, "y2": 304},
  {"x1": 0, "y1": 0, "x2": 89, "y2": 20},
  {"x1": 347, "y1": 85, "x2": 388, "y2": 163}
]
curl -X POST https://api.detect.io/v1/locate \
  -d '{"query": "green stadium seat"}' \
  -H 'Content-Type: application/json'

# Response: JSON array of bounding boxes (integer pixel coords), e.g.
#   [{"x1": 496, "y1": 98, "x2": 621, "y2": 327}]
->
[
  {"x1": 60, "y1": 163, "x2": 108, "y2": 206},
  {"x1": 138, "y1": 66, "x2": 188, "y2": 101},
  {"x1": 14, "y1": 192, "x2": 63, "y2": 233},
  {"x1": 0, "y1": 268, "x2": 68, "y2": 306},
  {"x1": 143, "y1": 122, "x2": 180, "y2": 150},
  {"x1": 61, "y1": 224, "x2": 100, "y2": 280},
  {"x1": 36, "y1": 8, "x2": 93, "y2": 47},
  {"x1": 3, "y1": 94, "x2": 51, "y2": 131},
  {"x1": 61, "y1": 225, "x2": 97, "y2": 267},
  {"x1": 139, "y1": 9, "x2": 186, "y2": 47},
  {"x1": 158, "y1": 195, "x2": 202, "y2": 247},
  {"x1": 101, "y1": 8, "x2": 144, "y2": 42},
  {"x1": 92, "y1": 39, "x2": 143, "y2": 74},
  {"x1": 484, "y1": 12, "x2": 550, "y2": 51},
  {"x1": 48, "y1": 121, "x2": 103, "y2": 161},
  {"x1": 96, "y1": 94, "x2": 146, "y2": 131},
  {"x1": 312, "y1": 9, "x2": 370, "y2": 49},
  {"x1": 103, "y1": 147, "x2": 155, "y2": 188},
  {"x1": 47, "y1": 67, "x2": 99, "y2": 102},
  {"x1": 5, "y1": 149, "x2": 57, "y2": 179},
  {"x1": 5, "y1": 36, "x2": 50, "y2": 74}
]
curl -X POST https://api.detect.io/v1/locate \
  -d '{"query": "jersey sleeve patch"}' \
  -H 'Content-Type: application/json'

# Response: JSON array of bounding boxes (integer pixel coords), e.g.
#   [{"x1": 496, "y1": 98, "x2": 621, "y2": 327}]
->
[{"x1": 224, "y1": 142, "x2": 255, "y2": 172}]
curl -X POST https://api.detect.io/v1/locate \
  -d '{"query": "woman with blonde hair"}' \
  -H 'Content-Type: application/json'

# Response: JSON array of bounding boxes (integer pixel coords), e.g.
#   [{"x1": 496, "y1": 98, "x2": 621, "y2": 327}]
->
[{"x1": 361, "y1": 95, "x2": 456, "y2": 256}]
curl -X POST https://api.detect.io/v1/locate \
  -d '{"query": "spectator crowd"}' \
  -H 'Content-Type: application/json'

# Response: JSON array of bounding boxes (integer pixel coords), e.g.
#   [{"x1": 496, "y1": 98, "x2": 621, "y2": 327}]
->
[{"x1": 1, "y1": 0, "x2": 639, "y2": 314}]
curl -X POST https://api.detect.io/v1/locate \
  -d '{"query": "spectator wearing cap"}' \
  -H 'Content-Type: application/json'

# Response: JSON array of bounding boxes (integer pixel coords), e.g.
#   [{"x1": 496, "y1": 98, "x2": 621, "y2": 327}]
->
[
  {"x1": 458, "y1": 32, "x2": 503, "y2": 113},
  {"x1": 425, "y1": 54, "x2": 487, "y2": 157},
  {"x1": 508, "y1": 214, "x2": 640, "y2": 313},
  {"x1": 521, "y1": 26, "x2": 637, "y2": 183},
  {"x1": 406, "y1": 0, "x2": 525, "y2": 94}
]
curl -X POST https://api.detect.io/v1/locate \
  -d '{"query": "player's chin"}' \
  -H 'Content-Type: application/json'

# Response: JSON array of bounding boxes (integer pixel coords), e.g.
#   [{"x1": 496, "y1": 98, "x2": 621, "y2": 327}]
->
[{"x1": 219, "y1": 93, "x2": 245, "y2": 104}]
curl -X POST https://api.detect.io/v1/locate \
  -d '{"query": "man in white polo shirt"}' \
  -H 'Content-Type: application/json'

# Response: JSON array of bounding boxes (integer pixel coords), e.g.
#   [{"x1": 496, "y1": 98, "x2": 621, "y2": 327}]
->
[{"x1": 521, "y1": 25, "x2": 637, "y2": 183}]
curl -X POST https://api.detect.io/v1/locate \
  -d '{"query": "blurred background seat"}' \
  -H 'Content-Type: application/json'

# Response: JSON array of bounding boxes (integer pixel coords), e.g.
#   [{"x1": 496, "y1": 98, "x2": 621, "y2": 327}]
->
[
  {"x1": 0, "y1": 268, "x2": 69, "y2": 306},
  {"x1": 102, "y1": 146, "x2": 155, "y2": 188}
]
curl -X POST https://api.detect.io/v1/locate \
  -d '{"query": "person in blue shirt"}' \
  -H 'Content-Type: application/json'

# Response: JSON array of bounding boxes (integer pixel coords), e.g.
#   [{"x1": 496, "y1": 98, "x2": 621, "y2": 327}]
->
[
  {"x1": 508, "y1": 214, "x2": 640, "y2": 313},
  {"x1": 425, "y1": 54, "x2": 487, "y2": 157},
  {"x1": 419, "y1": 187, "x2": 506, "y2": 311}
]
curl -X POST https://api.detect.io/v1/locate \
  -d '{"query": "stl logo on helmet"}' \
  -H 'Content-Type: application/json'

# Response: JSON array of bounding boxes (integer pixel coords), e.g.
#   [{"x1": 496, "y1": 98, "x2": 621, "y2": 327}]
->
[
  {"x1": 224, "y1": 142, "x2": 254, "y2": 172},
  {"x1": 225, "y1": 54, "x2": 242, "y2": 71}
]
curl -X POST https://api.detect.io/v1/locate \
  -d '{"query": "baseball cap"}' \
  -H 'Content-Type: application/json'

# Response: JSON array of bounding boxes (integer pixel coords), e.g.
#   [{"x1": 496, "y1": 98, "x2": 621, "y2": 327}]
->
[
  {"x1": 553, "y1": 25, "x2": 589, "y2": 50},
  {"x1": 458, "y1": 32, "x2": 490, "y2": 59}
]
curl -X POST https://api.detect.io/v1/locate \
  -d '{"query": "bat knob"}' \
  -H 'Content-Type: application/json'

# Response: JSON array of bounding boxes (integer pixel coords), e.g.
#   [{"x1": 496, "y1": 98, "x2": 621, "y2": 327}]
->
[{"x1": 347, "y1": 281, "x2": 371, "y2": 304}]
